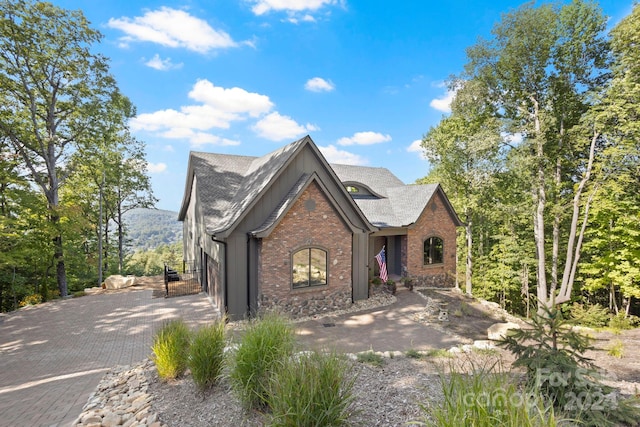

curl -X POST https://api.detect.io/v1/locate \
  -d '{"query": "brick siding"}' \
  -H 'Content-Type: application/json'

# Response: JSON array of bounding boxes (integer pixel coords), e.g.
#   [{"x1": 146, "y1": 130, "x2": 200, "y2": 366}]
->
[
  {"x1": 259, "y1": 181, "x2": 353, "y2": 317},
  {"x1": 406, "y1": 190, "x2": 457, "y2": 287}
]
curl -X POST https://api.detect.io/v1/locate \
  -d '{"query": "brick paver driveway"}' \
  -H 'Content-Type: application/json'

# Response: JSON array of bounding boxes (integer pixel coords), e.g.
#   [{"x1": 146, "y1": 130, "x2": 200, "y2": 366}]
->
[{"x1": 0, "y1": 287, "x2": 217, "y2": 427}]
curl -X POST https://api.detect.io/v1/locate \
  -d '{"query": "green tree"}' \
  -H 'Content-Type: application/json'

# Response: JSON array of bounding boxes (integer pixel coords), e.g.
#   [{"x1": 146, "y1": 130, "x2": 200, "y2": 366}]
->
[
  {"x1": 0, "y1": 0, "x2": 125, "y2": 296},
  {"x1": 460, "y1": 1, "x2": 609, "y2": 310},
  {"x1": 579, "y1": 4, "x2": 640, "y2": 316},
  {"x1": 421, "y1": 79, "x2": 502, "y2": 295}
]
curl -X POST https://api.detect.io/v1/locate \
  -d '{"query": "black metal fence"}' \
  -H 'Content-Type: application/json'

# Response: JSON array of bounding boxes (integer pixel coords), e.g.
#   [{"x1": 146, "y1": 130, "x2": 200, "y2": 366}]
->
[{"x1": 164, "y1": 261, "x2": 201, "y2": 297}]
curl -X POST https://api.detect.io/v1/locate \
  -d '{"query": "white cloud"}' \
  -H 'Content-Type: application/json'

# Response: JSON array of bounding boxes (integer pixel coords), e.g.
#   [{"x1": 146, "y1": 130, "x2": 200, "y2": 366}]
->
[
  {"x1": 502, "y1": 132, "x2": 524, "y2": 145},
  {"x1": 108, "y1": 7, "x2": 238, "y2": 53},
  {"x1": 305, "y1": 77, "x2": 335, "y2": 92},
  {"x1": 337, "y1": 131, "x2": 391, "y2": 146},
  {"x1": 145, "y1": 54, "x2": 183, "y2": 70},
  {"x1": 252, "y1": 112, "x2": 318, "y2": 141},
  {"x1": 430, "y1": 89, "x2": 456, "y2": 113},
  {"x1": 407, "y1": 139, "x2": 427, "y2": 159},
  {"x1": 147, "y1": 162, "x2": 167, "y2": 173},
  {"x1": 131, "y1": 79, "x2": 277, "y2": 146},
  {"x1": 319, "y1": 145, "x2": 368, "y2": 165},
  {"x1": 251, "y1": 0, "x2": 338, "y2": 15},
  {"x1": 131, "y1": 79, "x2": 275, "y2": 135},
  {"x1": 188, "y1": 79, "x2": 273, "y2": 117}
]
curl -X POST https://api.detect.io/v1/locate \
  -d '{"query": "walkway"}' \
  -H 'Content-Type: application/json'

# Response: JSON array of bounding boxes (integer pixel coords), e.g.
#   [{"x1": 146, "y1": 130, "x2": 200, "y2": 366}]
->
[
  {"x1": 0, "y1": 288, "x2": 217, "y2": 427},
  {"x1": 296, "y1": 287, "x2": 465, "y2": 353}
]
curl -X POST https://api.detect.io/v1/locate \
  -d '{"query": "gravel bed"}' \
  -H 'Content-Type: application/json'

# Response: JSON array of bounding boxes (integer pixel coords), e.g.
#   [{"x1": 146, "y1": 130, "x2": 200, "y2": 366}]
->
[{"x1": 147, "y1": 355, "x2": 443, "y2": 427}]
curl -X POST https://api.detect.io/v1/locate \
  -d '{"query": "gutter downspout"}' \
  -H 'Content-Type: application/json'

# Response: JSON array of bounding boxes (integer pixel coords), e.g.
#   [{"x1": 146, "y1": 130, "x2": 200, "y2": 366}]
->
[{"x1": 211, "y1": 235, "x2": 228, "y2": 315}]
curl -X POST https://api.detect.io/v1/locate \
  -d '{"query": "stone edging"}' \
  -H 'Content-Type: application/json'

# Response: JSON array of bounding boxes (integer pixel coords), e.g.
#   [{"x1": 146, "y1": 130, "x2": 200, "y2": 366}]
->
[{"x1": 73, "y1": 360, "x2": 165, "y2": 427}]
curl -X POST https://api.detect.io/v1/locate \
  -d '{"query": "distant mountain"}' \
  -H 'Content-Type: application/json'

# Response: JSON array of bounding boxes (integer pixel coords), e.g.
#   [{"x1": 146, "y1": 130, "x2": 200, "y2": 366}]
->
[{"x1": 123, "y1": 208, "x2": 182, "y2": 252}]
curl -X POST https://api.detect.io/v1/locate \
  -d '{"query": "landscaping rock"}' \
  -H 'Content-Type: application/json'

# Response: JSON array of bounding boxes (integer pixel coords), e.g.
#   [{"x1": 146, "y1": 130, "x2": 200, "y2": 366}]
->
[
  {"x1": 104, "y1": 275, "x2": 137, "y2": 290},
  {"x1": 73, "y1": 360, "x2": 167, "y2": 427},
  {"x1": 487, "y1": 321, "x2": 521, "y2": 341}
]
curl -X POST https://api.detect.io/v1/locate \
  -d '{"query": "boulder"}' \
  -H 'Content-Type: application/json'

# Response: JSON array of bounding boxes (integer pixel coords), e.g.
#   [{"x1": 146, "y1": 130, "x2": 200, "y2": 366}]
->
[
  {"x1": 487, "y1": 321, "x2": 521, "y2": 341},
  {"x1": 104, "y1": 275, "x2": 136, "y2": 290}
]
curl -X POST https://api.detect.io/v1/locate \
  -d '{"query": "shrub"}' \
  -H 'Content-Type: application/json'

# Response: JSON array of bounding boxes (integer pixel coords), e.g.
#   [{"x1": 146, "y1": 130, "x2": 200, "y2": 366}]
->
[
  {"x1": 188, "y1": 320, "x2": 226, "y2": 391},
  {"x1": 371, "y1": 277, "x2": 382, "y2": 286},
  {"x1": 72, "y1": 291, "x2": 86, "y2": 298},
  {"x1": 569, "y1": 303, "x2": 610, "y2": 328},
  {"x1": 606, "y1": 340, "x2": 624, "y2": 359},
  {"x1": 19, "y1": 293, "x2": 42, "y2": 307},
  {"x1": 356, "y1": 351, "x2": 385, "y2": 367},
  {"x1": 230, "y1": 312, "x2": 295, "y2": 410},
  {"x1": 152, "y1": 319, "x2": 191, "y2": 380},
  {"x1": 499, "y1": 306, "x2": 640, "y2": 426},
  {"x1": 422, "y1": 359, "x2": 557, "y2": 427},
  {"x1": 608, "y1": 312, "x2": 638, "y2": 331},
  {"x1": 267, "y1": 351, "x2": 357, "y2": 426}
]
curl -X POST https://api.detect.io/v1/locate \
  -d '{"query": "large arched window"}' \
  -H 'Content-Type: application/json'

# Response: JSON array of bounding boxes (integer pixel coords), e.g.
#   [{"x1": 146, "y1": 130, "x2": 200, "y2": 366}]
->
[
  {"x1": 423, "y1": 237, "x2": 444, "y2": 265},
  {"x1": 292, "y1": 248, "x2": 327, "y2": 288}
]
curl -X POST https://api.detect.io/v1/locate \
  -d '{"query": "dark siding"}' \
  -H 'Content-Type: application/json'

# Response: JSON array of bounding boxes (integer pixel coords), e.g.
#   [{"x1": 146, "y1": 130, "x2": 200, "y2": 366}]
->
[
  {"x1": 352, "y1": 232, "x2": 369, "y2": 300},
  {"x1": 227, "y1": 233, "x2": 248, "y2": 320}
]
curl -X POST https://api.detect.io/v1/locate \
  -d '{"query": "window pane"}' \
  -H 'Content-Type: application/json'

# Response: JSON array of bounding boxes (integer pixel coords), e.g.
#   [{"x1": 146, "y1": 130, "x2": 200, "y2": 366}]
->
[
  {"x1": 292, "y1": 249, "x2": 309, "y2": 288},
  {"x1": 423, "y1": 240, "x2": 430, "y2": 265},
  {"x1": 309, "y1": 248, "x2": 327, "y2": 286},
  {"x1": 432, "y1": 238, "x2": 444, "y2": 264}
]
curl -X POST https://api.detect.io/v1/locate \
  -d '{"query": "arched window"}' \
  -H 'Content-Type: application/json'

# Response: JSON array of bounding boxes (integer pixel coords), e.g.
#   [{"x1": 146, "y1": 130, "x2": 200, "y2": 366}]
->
[
  {"x1": 292, "y1": 248, "x2": 327, "y2": 288},
  {"x1": 423, "y1": 237, "x2": 444, "y2": 265}
]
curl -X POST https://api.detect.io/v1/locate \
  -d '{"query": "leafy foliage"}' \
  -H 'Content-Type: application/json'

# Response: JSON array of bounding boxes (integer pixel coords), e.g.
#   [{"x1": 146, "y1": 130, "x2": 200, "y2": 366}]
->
[
  {"x1": 123, "y1": 208, "x2": 182, "y2": 252},
  {"x1": 499, "y1": 306, "x2": 640, "y2": 426},
  {"x1": 568, "y1": 303, "x2": 610, "y2": 328}
]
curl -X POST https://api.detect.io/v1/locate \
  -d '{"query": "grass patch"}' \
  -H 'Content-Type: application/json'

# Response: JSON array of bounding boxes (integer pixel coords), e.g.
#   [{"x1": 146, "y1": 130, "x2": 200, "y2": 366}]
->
[
  {"x1": 152, "y1": 319, "x2": 191, "y2": 380},
  {"x1": 188, "y1": 320, "x2": 227, "y2": 391},
  {"x1": 356, "y1": 351, "x2": 385, "y2": 367},
  {"x1": 267, "y1": 351, "x2": 357, "y2": 426},
  {"x1": 425, "y1": 348, "x2": 454, "y2": 358},
  {"x1": 405, "y1": 348, "x2": 425, "y2": 359},
  {"x1": 230, "y1": 312, "x2": 295, "y2": 410},
  {"x1": 606, "y1": 340, "x2": 624, "y2": 359},
  {"x1": 422, "y1": 360, "x2": 557, "y2": 427}
]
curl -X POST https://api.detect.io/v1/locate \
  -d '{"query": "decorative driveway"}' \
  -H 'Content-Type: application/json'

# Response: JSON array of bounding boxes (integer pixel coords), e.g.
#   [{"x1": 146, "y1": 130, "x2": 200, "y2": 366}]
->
[{"x1": 0, "y1": 289, "x2": 217, "y2": 427}]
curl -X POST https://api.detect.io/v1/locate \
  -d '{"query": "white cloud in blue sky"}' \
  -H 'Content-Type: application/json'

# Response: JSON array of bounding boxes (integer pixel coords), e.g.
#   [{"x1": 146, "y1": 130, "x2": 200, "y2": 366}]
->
[
  {"x1": 144, "y1": 54, "x2": 183, "y2": 70},
  {"x1": 147, "y1": 162, "x2": 167, "y2": 173},
  {"x1": 429, "y1": 89, "x2": 456, "y2": 113},
  {"x1": 305, "y1": 77, "x2": 335, "y2": 92},
  {"x1": 252, "y1": 112, "x2": 318, "y2": 141},
  {"x1": 319, "y1": 145, "x2": 367, "y2": 165},
  {"x1": 250, "y1": 0, "x2": 339, "y2": 16},
  {"x1": 337, "y1": 131, "x2": 391, "y2": 146},
  {"x1": 107, "y1": 7, "x2": 238, "y2": 53},
  {"x1": 407, "y1": 139, "x2": 427, "y2": 159}
]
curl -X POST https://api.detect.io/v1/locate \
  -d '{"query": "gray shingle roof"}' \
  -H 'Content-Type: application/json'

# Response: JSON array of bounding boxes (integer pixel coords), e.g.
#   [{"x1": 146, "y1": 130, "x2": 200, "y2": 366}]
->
[
  {"x1": 180, "y1": 136, "x2": 458, "y2": 234},
  {"x1": 330, "y1": 163, "x2": 404, "y2": 197},
  {"x1": 183, "y1": 136, "x2": 308, "y2": 235}
]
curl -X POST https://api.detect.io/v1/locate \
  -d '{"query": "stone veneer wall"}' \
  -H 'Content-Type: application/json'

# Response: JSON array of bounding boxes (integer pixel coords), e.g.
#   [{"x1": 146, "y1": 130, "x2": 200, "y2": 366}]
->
[
  {"x1": 406, "y1": 190, "x2": 457, "y2": 288},
  {"x1": 259, "y1": 181, "x2": 353, "y2": 318}
]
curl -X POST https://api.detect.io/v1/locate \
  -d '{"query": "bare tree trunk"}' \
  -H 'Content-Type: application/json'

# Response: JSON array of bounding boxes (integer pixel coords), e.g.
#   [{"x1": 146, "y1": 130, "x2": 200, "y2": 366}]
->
[
  {"x1": 556, "y1": 130, "x2": 599, "y2": 304},
  {"x1": 117, "y1": 196, "x2": 124, "y2": 274},
  {"x1": 531, "y1": 98, "x2": 548, "y2": 313},
  {"x1": 465, "y1": 209, "x2": 473, "y2": 295}
]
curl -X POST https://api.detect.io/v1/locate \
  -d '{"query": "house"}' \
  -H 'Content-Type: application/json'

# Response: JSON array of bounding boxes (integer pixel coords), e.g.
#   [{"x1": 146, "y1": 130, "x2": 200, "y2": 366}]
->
[{"x1": 178, "y1": 135, "x2": 463, "y2": 319}]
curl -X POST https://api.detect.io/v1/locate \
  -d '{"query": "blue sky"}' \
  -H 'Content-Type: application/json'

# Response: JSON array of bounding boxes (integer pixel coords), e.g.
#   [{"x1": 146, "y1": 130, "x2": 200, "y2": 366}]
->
[{"x1": 55, "y1": 0, "x2": 635, "y2": 211}]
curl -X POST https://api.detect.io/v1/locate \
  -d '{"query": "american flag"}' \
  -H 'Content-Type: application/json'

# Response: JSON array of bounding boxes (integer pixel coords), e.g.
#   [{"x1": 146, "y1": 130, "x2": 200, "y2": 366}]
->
[{"x1": 375, "y1": 247, "x2": 388, "y2": 282}]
